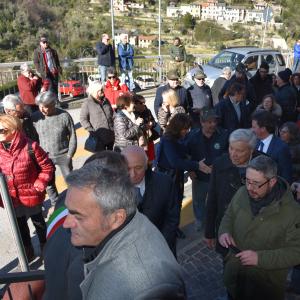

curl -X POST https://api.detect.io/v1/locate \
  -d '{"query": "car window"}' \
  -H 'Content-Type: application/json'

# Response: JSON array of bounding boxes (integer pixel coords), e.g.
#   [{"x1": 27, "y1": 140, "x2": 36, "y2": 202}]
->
[
  {"x1": 136, "y1": 77, "x2": 142, "y2": 81},
  {"x1": 276, "y1": 54, "x2": 285, "y2": 66},
  {"x1": 65, "y1": 83, "x2": 70, "y2": 87},
  {"x1": 261, "y1": 54, "x2": 276, "y2": 68},
  {"x1": 73, "y1": 83, "x2": 81, "y2": 87},
  {"x1": 244, "y1": 55, "x2": 259, "y2": 71},
  {"x1": 145, "y1": 78, "x2": 154, "y2": 82},
  {"x1": 208, "y1": 51, "x2": 244, "y2": 69}
]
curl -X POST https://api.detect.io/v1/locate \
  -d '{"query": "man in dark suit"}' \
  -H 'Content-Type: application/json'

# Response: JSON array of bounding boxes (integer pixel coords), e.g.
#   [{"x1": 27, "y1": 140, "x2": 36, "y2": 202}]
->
[
  {"x1": 215, "y1": 82, "x2": 252, "y2": 133},
  {"x1": 122, "y1": 145, "x2": 178, "y2": 255},
  {"x1": 252, "y1": 111, "x2": 292, "y2": 183}
]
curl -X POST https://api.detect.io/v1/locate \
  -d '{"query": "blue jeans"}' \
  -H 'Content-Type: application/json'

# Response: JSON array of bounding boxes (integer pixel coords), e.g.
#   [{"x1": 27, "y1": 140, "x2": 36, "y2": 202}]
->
[
  {"x1": 192, "y1": 179, "x2": 209, "y2": 225},
  {"x1": 293, "y1": 57, "x2": 300, "y2": 73},
  {"x1": 98, "y1": 65, "x2": 107, "y2": 83},
  {"x1": 120, "y1": 69, "x2": 135, "y2": 91}
]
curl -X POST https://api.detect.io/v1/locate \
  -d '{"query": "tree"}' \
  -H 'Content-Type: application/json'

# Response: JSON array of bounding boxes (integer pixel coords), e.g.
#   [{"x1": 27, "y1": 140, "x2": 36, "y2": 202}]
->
[{"x1": 181, "y1": 13, "x2": 196, "y2": 30}]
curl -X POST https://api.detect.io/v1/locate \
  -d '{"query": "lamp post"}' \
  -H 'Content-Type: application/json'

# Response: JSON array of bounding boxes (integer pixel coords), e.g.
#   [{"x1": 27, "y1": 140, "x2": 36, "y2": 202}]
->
[
  {"x1": 158, "y1": 0, "x2": 162, "y2": 83},
  {"x1": 261, "y1": 4, "x2": 270, "y2": 48},
  {"x1": 111, "y1": 0, "x2": 115, "y2": 47}
]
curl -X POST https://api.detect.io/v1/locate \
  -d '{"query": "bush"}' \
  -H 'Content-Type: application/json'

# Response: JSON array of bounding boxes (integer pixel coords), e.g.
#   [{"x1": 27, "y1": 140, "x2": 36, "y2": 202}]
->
[{"x1": 0, "y1": 81, "x2": 18, "y2": 99}]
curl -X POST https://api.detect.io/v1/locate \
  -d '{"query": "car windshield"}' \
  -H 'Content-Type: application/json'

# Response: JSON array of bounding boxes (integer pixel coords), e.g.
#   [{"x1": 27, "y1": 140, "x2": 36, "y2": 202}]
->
[{"x1": 208, "y1": 51, "x2": 245, "y2": 69}]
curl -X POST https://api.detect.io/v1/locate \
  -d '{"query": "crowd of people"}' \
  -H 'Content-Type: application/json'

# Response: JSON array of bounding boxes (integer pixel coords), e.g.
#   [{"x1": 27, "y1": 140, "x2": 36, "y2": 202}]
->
[{"x1": 1, "y1": 33, "x2": 300, "y2": 300}]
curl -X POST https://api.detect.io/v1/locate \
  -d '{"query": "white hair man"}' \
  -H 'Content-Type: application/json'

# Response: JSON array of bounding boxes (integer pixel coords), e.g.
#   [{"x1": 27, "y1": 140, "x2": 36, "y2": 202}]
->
[
  {"x1": 63, "y1": 159, "x2": 186, "y2": 299},
  {"x1": 122, "y1": 145, "x2": 178, "y2": 255},
  {"x1": 80, "y1": 81, "x2": 114, "y2": 151}
]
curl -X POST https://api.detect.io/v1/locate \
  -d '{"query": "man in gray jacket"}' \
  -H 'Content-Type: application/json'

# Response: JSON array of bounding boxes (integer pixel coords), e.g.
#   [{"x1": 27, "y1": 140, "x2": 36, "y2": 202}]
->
[{"x1": 63, "y1": 159, "x2": 186, "y2": 300}]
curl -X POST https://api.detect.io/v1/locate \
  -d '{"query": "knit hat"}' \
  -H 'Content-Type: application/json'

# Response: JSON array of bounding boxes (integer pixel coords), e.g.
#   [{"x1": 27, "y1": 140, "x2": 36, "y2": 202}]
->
[
  {"x1": 167, "y1": 70, "x2": 180, "y2": 80},
  {"x1": 194, "y1": 70, "x2": 207, "y2": 80},
  {"x1": 278, "y1": 69, "x2": 291, "y2": 82}
]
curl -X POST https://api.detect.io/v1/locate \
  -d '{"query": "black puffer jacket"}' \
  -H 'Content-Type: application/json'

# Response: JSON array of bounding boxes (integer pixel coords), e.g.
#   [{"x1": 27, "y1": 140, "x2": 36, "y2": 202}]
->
[{"x1": 113, "y1": 110, "x2": 142, "y2": 151}]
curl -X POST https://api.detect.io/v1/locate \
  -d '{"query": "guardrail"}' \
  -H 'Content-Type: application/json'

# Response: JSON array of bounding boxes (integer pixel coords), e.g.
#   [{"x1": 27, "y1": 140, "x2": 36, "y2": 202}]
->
[{"x1": 0, "y1": 52, "x2": 294, "y2": 96}]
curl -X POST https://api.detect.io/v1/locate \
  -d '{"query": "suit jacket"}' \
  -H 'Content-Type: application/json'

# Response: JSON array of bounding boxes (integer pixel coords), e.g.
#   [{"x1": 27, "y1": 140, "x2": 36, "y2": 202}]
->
[
  {"x1": 138, "y1": 168, "x2": 178, "y2": 253},
  {"x1": 257, "y1": 135, "x2": 292, "y2": 183},
  {"x1": 215, "y1": 98, "x2": 251, "y2": 133}
]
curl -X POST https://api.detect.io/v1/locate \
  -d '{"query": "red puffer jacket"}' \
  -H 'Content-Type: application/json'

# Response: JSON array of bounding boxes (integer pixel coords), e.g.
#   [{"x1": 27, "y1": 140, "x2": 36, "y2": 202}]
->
[
  {"x1": 0, "y1": 132, "x2": 55, "y2": 208},
  {"x1": 104, "y1": 79, "x2": 129, "y2": 109}
]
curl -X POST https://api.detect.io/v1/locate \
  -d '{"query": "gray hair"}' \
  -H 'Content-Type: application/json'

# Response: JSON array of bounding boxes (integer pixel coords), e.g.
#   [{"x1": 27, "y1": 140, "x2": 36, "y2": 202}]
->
[
  {"x1": 222, "y1": 66, "x2": 232, "y2": 75},
  {"x1": 229, "y1": 129, "x2": 257, "y2": 150},
  {"x1": 35, "y1": 91, "x2": 57, "y2": 106},
  {"x1": 122, "y1": 145, "x2": 148, "y2": 169},
  {"x1": 66, "y1": 160, "x2": 136, "y2": 216},
  {"x1": 248, "y1": 155, "x2": 277, "y2": 179},
  {"x1": 20, "y1": 63, "x2": 32, "y2": 73},
  {"x1": 2, "y1": 94, "x2": 23, "y2": 110},
  {"x1": 87, "y1": 81, "x2": 103, "y2": 97}
]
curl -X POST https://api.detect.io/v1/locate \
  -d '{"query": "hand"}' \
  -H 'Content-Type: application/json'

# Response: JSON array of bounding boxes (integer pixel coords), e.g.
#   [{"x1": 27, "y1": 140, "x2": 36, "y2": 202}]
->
[
  {"x1": 162, "y1": 103, "x2": 169, "y2": 112},
  {"x1": 219, "y1": 233, "x2": 236, "y2": 248},
  {"x1": 33, "y1": 76, "x2": 39, "y2": 80},
  {"x1": 204, "y1": 238, "x2": 216, "y2": 249},
  {"x1": 189, "y1": 171, "x2": 197, "y2": 180},
  {"x1": 199, "y1": 159, "x2": 212, "y2": 174},
  {"x1": 236, "y1": 250, "x2": 258, "y2": 266},
  {"x1": 136, "y1": 117, "x2": 144, "y2": 126}
]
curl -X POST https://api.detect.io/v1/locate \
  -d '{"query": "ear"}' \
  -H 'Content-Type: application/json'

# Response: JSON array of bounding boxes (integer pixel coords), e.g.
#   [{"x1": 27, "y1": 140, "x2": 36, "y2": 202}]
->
[
  {"x1": 109, "y1": 209, "x2": 127, "y2": 230},
  {"x1": 269, "y1": 176, "x2": 277, "y2": 189}
]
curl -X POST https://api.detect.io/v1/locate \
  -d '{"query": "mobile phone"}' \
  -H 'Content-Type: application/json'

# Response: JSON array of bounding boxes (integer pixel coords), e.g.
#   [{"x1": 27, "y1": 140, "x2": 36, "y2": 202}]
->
[{"x1": 229, "y1": 244, "x2": 241, "y2": 254}]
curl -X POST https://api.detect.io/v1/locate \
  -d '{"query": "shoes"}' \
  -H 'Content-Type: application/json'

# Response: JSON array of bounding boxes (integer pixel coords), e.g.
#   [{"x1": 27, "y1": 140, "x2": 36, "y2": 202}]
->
[
  {"x1": 176, "y1": 228, "x2": 186, "y2": 239},
  {"x1": 24, "y1": 245, "x2": 35, "y2": 262}
]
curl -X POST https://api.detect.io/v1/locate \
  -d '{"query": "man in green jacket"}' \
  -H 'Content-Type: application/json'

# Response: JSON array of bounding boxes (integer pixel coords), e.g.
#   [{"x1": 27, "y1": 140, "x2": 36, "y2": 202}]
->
[
  {"x1": 218, "y1": 155, "x2": 300, "y2": 300},
  {"x1": 169, "y1": 37, "x2": 187, "y2": 78}
]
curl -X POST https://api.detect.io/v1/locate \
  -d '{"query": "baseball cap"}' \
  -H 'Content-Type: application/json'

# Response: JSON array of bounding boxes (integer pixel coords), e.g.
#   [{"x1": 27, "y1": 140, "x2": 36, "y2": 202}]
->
[{"x1": 200, "y1": 107, "x2": 218, "y2": 121}]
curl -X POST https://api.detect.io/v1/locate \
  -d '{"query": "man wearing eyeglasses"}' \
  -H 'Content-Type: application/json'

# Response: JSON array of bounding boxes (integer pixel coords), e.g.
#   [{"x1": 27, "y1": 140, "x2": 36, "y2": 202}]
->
[
  {"x1": 33, "y1": 36, "x2": 62, "y2": 94},
  {"x1": 96, "y1": 33, "x2": 115, "y2": 83},
  {"x1": 218, "y1": 155, "x2": 300, "y2": 300}
]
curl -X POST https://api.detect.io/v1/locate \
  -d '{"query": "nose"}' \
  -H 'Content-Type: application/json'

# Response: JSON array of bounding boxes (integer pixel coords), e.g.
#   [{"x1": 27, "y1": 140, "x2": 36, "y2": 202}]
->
[{"x1": 63, "y1": 214, "x2": 75, "y2": 229}]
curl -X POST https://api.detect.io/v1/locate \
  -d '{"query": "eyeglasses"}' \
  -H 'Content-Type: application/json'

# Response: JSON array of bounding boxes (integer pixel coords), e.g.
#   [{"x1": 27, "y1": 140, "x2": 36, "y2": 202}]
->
[
  {"x1": 169, "y1": 78, "x2": 179, "y2": 81},
  {"x1": 245, "y1": 177, "x2": 273, "y2": 189},
  {"x1": 0, "y1": 128, "x2": 9, "y2": 134},
  {"x1": 108, "y1": 75, "x2": 116, "y2": 79}
]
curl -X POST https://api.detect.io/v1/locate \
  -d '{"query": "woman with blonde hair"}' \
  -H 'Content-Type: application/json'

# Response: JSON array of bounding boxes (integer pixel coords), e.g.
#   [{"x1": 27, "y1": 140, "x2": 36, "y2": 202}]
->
[
  {"x1": 0, "y1": 114, "x2": 54, "y2": 261},
  {"x1": 157, "y1": 89, "x2": 186, "y2": 132}
]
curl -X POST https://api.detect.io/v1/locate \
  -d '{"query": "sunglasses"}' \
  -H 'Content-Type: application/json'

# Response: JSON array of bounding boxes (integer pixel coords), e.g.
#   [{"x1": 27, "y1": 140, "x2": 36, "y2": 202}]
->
[
  {"x1": 0, "y1": 128, "x2": 9, "y2": 134},
  {"x1": 41, "y1": 41, "x2": 48, "y2": 44},
  {"x1": 196, "y1": 78, "x2": 205, "y2": 81},
  {"x1": 108, "y1": 75, "x2": 116, "y2": 79}
]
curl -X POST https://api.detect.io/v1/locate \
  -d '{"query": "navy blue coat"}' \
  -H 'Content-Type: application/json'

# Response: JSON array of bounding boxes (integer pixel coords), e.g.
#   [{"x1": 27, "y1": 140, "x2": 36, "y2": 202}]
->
[
  {"x1": 257, "y1": 136, "x2": 292, "y2": 183},
  {"x1": 154, "y1": 84, "x2": 192, "y2": 116},
  {"x1": 215, "y1": 98, "x2": 251, "y2": 133},
  {"x1": 139, "y1": 168, "x2": 178, "y2": 254},
  {"x1": 96, "y1": 42, "x2": 115, "y2": 67},
  {"x1": 186, "y1": 127, "x2": 229, "y2": 181}
]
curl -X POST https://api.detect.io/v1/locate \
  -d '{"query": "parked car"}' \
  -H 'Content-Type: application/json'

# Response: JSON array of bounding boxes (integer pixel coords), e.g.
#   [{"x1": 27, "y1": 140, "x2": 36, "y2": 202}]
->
[
  {"x1": 135, "y1": 75, "x2": 157, "y2": 90},
  {"x1": 184, "y1": 47, "x2": 286, "y2": 88},
  {"x1": 59, "y1": 80, "x2": 85, "y2": 98}
]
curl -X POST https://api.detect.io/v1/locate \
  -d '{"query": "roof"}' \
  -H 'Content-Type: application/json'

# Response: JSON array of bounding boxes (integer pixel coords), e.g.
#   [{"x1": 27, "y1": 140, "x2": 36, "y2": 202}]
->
[
  {"x1": 224, "y1": 47, "x2": 281, "y2": 55},
  {"x1": 138, "y1": 35, "x2": 156, "y2": 41}
]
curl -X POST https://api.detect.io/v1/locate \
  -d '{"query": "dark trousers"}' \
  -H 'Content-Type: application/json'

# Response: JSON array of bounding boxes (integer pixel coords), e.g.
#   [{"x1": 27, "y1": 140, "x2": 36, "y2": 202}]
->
[{"x1": 17, "y1": 212, "x2": 47, "y2": 247}]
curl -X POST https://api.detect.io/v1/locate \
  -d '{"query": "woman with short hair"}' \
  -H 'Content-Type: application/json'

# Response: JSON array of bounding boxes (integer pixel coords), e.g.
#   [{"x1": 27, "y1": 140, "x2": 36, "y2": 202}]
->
[
  {"x1": 204, "y1": 128, "x2": 257, "y2": 256},
  {"x1": 255, "y1": 94, "x2": 282, "y2": 119},
  {"x1": 0, "y1": 114, "x2": 54, "y2": 261},
  {"x1": 113, "y1": 93, "x2": 144, "y2": 152},
  {"x1": 157, "y1": 89, "x2": 185, "y2": 132}
]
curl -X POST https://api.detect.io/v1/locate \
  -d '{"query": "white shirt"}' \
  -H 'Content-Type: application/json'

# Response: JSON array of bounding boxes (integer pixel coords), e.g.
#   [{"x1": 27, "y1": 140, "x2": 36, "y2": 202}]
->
[
  {"x1": 135, "y1": 177, "x2": 145, "y2": 197},
  {"x1": 260, "y1": 134, "x2": 273, "y2": 153}
]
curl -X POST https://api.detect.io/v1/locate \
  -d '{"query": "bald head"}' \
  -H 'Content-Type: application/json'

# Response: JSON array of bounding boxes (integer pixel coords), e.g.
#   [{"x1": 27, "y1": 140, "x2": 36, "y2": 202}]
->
[{"x1": 122, "y1": 146, "x2": 148, "y2": 185}]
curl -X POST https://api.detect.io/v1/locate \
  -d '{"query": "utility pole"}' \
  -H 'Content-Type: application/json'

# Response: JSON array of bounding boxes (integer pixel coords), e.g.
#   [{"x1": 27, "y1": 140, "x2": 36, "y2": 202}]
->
[
  {"x1": 261, "y1": 4, "x2": 270, "y2": 48},
  {"x1": 158, "y1": 0, "x2": 162, "y2": 83},
  {"x1": 111, "y1": 0, "x2": 115, "y2": 47}
]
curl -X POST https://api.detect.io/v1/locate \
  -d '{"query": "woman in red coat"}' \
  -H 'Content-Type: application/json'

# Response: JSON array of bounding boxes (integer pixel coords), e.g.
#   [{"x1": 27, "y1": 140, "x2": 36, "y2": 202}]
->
[
  {"x1": 0, "y1": 114, "x2": 54, "y2": 261},
  {"x1": 104, "y1": 67, "x2": 129, "y2": 109}
]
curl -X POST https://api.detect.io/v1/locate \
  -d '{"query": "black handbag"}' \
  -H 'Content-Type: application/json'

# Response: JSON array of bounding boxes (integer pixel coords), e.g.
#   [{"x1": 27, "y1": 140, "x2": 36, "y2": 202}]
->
[{"x1": 84, "y1": 133, "x2": 98, "y2": 152}]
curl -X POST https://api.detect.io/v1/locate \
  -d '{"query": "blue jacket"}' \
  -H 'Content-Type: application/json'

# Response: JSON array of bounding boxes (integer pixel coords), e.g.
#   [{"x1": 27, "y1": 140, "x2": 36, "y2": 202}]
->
[
  {"x1": 117, "y1": 42, "x2": 134, "y2": 70},
  {"x1": 257, "y1": 135, "x2": 292, "y2": 183},
  {"x1": 154, "y1": 84, "x2": 192, "y2": 116},
  {"x1": 294, "y1": 43, "x2": 300, "y2": 59},
  {"x1": 157, "y1": 136, "x2": 199, "y2": 172},
  {"x1": 186, "y1": 128, "x2": 228, "y2": 181},
  {"x1": 96, "y1": 42, "x2": 115, "y2": 67},
  {"x1": 215, "y1": 98, "x2": 251, "y2": 133}
]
